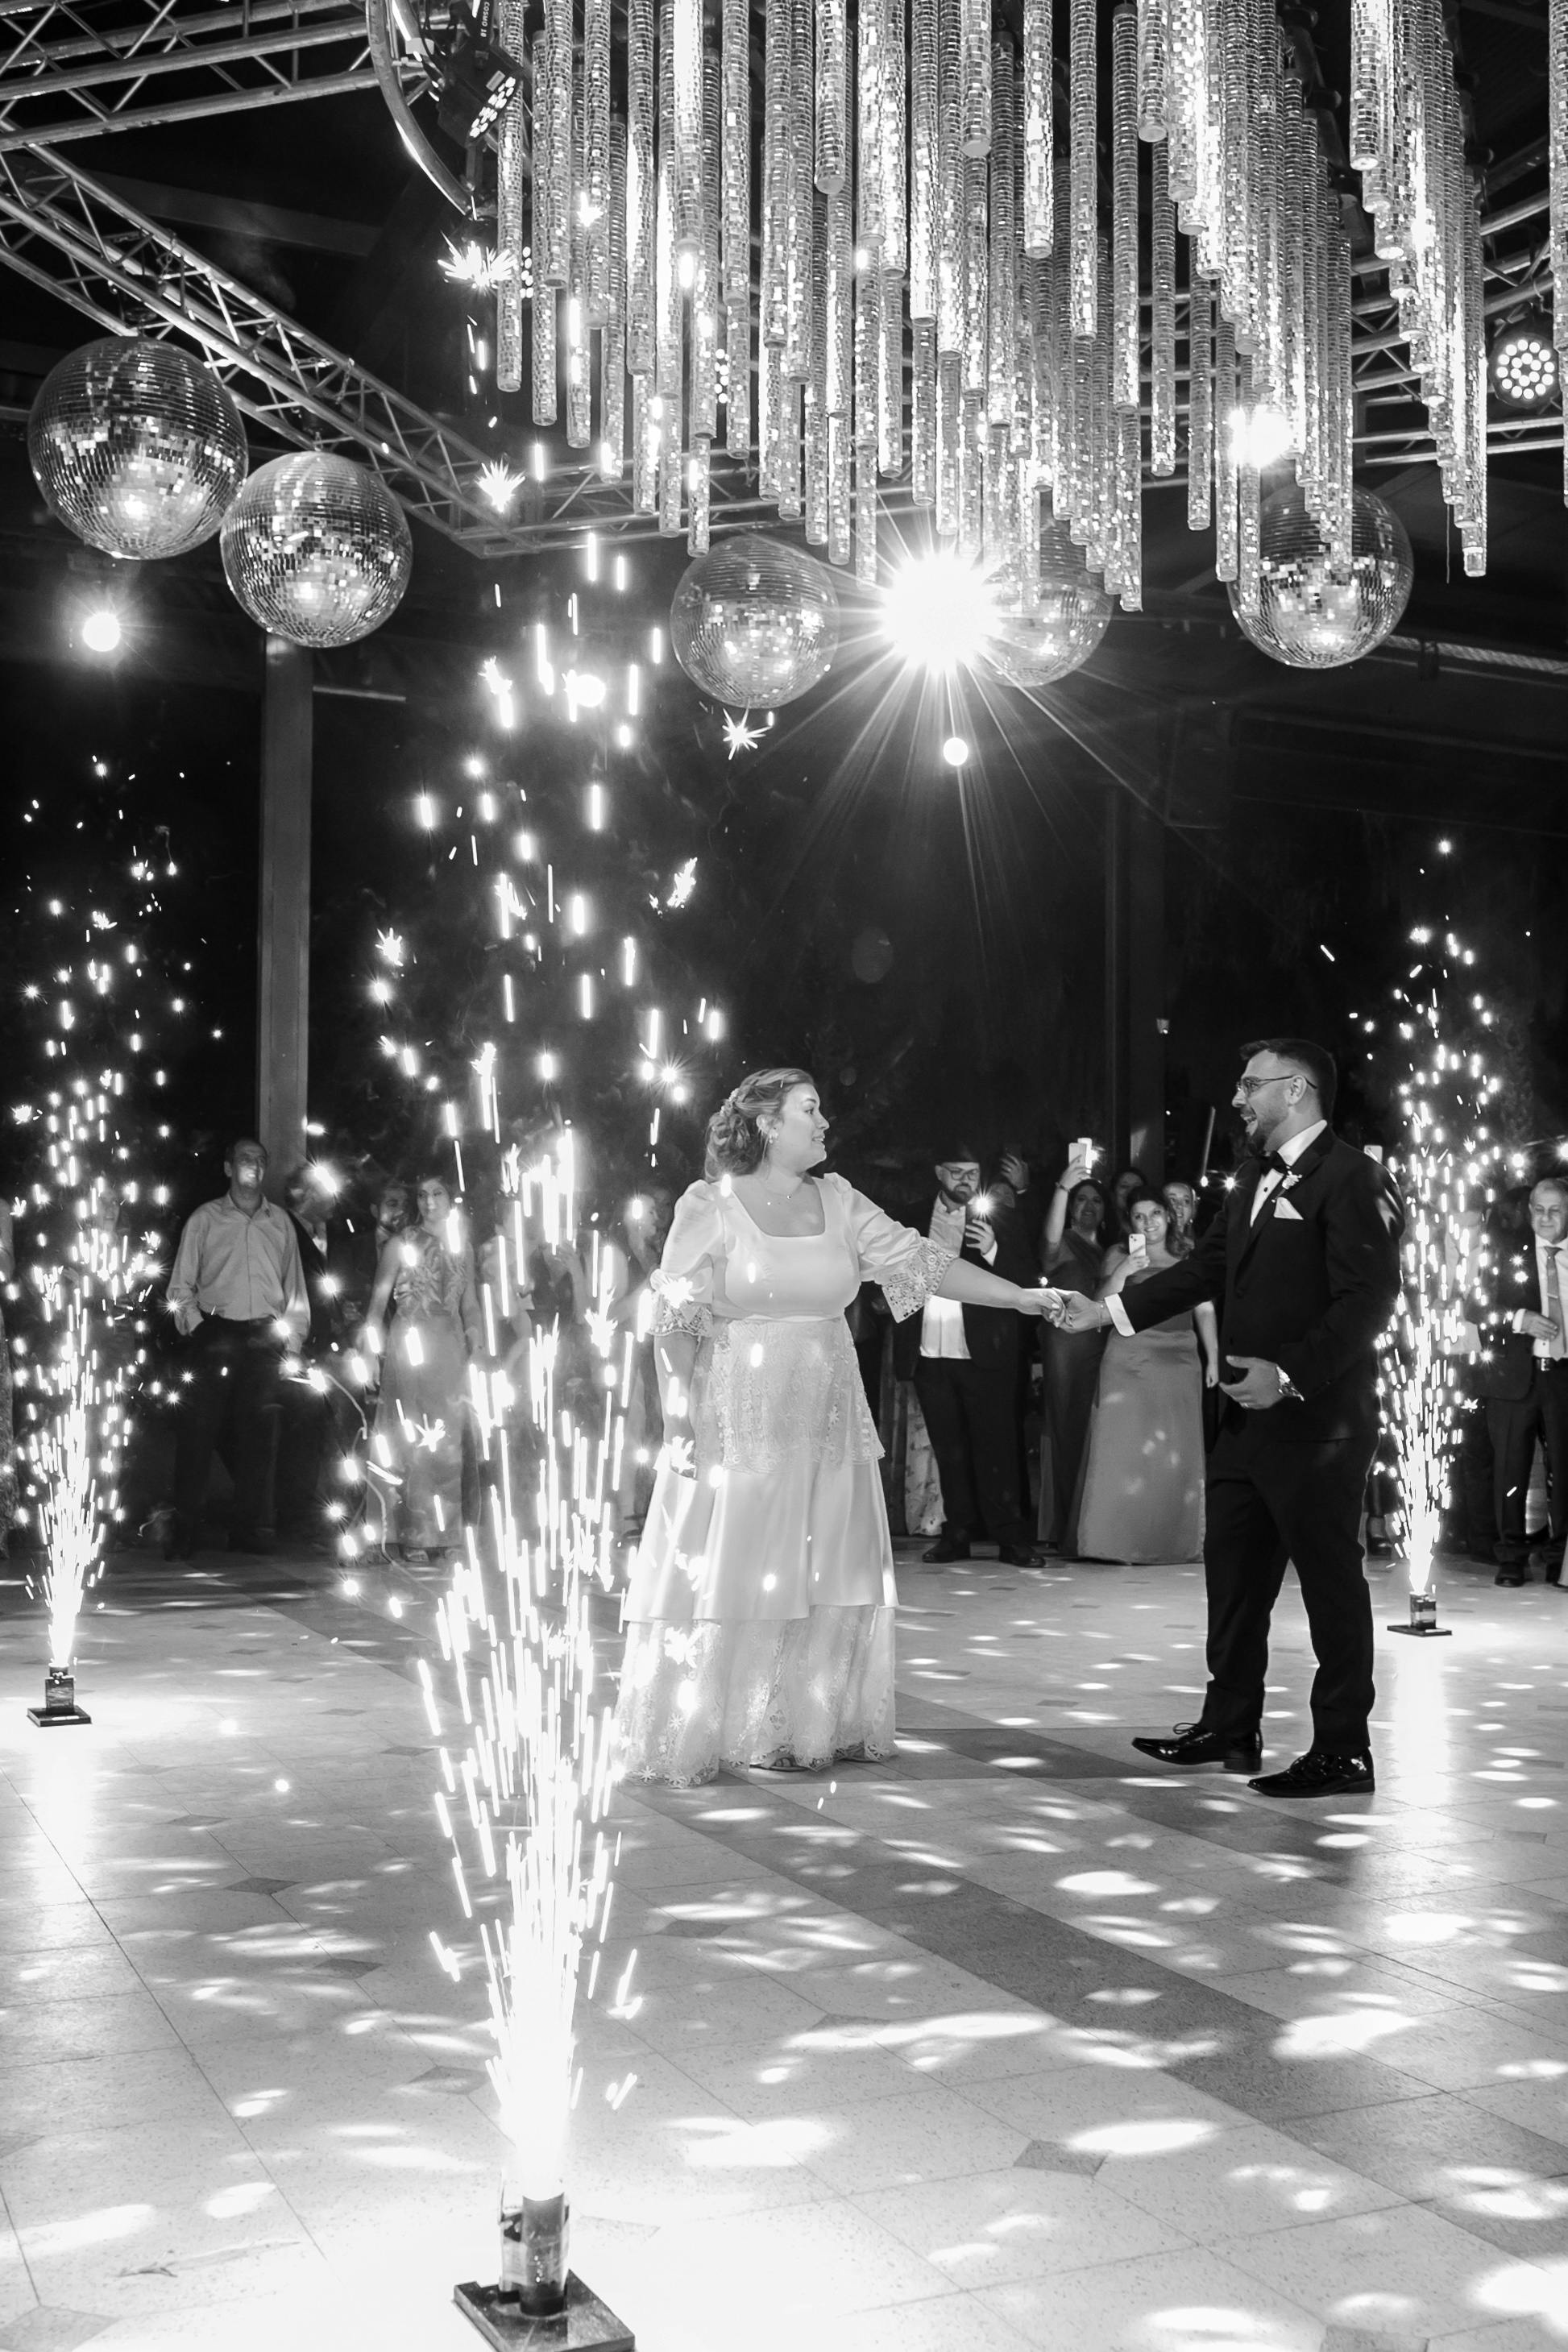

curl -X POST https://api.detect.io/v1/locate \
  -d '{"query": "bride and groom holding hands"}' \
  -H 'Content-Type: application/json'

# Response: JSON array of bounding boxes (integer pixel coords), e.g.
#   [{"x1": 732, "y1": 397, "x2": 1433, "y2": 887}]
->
[{"x1": 614, "y1": 1039, "x2": 1405, "y2": 1804}]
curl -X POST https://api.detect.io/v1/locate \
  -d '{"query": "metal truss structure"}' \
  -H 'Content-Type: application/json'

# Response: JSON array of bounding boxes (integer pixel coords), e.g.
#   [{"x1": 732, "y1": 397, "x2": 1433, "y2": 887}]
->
[
  {"x1": 0, "y1": 145, "x2": 541, "y2": 552},
  {"x1": 0, "y1": 0, "x2": 413, "y2": 154}
]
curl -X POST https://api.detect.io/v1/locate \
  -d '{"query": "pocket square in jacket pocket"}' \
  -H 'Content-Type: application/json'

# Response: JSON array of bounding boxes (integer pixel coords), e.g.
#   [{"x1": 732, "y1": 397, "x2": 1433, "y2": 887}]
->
[{"x1": 1271, "y1": 1198, "x2": 1305, "y2": 1222}]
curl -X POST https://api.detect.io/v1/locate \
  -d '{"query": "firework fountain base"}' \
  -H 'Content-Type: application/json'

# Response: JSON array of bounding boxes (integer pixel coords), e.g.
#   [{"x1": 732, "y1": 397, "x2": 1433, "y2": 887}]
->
[
  {"x1": 27, "y1": 1664, "x2": 92, "y2": 1726},
  {"x1": 454, "y1": 2275, "x2": 633, "y2": 2349},
  {"x1": 1388, "y1": 1590, "x2": 1452, "y2": 1637}
]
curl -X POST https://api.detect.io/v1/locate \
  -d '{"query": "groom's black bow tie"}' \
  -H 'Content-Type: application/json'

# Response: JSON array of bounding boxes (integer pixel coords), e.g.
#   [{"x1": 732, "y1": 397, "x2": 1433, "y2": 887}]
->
[{"x1": 1260, "y1": 1151, "x2": 1290, "y2": 1176}]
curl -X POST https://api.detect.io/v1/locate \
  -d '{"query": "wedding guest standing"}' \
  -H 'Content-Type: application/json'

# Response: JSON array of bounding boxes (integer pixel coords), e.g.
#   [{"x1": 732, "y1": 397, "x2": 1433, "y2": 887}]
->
[
  {"x1": 0, "y1": 1198, "x2": 14, "y2": 1557},
  {"x1": 363, "y1": 1174, "x2": 482, "y2": 1564},
  {"x1": 893, "y1": 1143, "x2": 1044, "y2": 1566},
  {"x1": 615, "y1": 1069, "x2": 1050, "y2": 1786},
  {"x1": 165, "y1": 1139, "x2": 309, "y2": 1558},
  {"x1": 1472, "y1": 1175, "x2": 1568, "y2": 1587},
  {"x1": 1162, "y1": 1180, "x2": 1198, "y2": 1257},
  {"x1": 1069, "y1": 1193, "x2": 1217, "y2": 1563},
  {"x1": 1039, "y1": 1164, "x2": 1107, "y2": 1550}
]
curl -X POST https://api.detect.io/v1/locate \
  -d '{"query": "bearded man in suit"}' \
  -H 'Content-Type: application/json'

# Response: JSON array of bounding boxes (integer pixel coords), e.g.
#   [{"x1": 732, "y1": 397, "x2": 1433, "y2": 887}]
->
[{"x1": 1052, "y1": 1039, "x2": 1404, "y2": 1798}]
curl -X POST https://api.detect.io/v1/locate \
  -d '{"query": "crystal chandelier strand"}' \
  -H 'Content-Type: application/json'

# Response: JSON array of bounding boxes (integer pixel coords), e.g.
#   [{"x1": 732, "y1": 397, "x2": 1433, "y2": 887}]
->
[
  {"x1": 672, "y1": 0, "x2": 704, "y2": 256},
  {"x1": 989, "y1": 40, "x2": 1018, "y2": 430},
  {"x1": 1186, "y1": 272, "x2": 1211, "y2": 529},
  {"x1": 805, "y1": 382, "x2": 829, "y2": 541},
  {"x1": 566, "y1": 72, "x2": 591, "y2": 448},
  {"x1": 855, "y1": 439, "x2": 878, "y2": 582},
  {"x1": 779, "y1": 378, "x2": 804, "y2": 517},
  {"x1": 543, "y1": 0, "x2": 572, "y2": 285},
  {"x1": 532, "y1": 31, "x2": 558, "y2": 424},
  {"x1": 1213, "y1": 306, "x2": 1236, "y2": 579},
  {"x1": 960, "y1": 0, "x2": 991, "y2": 157},
  {"x1": 687, "y1": 436, "x2": 710, "y2": 551},
  {"x1": 857, "y1": 0, "x2": 886, "y2": 261},
  {"x1": 1116, "y1": 404, "x2": 1142, "y2": 607},
  {"x1": 1069, "y1": 0, "x2": 1097, "y2": 338},
  {"x1": 855, "y1": 222, "x2": 884, "y2": 467},
  {"x1": 825, "y1": 176, "x2": 852, "y2": 417},
  {"x1": 881, "y1": 0, "x2": 907, "y2": 277},
  {"x1": 1111, "y1": 4, "x2": 1139, "y2": 410},
  {"x1": 936, "y1": 348, "x2": 960, "y2": 537},
  {"x1": 880, "y1": 279, "x2": 904, "y2": 473},
  {"x1": 721, "y1": 0, "x2": 750, "y2": 303},
  {"x1": 760, "y1": 336, "x2": 784, "y2": 496},
  {"x1": 626, "y1": 0, "x2": 657, "y2": 374},
  {"x1": 761, "y1": 0, "x2": 790, "y2": 346},
  {"x1": 1236, "y1": 355, "x2": 1259, "y2": 615},
  {"x1": 603, "y1": 118, "x2": 627, "y2": 474},
  {"x1": 816, "y1": 0, "x2": 848, "y2": 194},
  {"x1": 633, "y1": 372, "x2": 657, "y2": 508},
  {"x1": 584, "y1": 0, "x2": 612, "y2": 314},
  {"x1": 783, "y1": 0, "x2": 815, "y2": 379},
  {"x1": 958, "y1": 395, "x2": 984, "y2": 561},
  {"x1": 1023, "y1": 0, "x2": 1053, "y2": 255},
  {"x1": 911, "y1": 0, "x2": 939, "y2": 313},
  {"x1": 827, "y1": 411, "x2": 849, "y2": 559},
  {"x1": 935, "y1": 0, "x2": 963, "y2": 355},
  {"x1": 1137, "y1": 0, "x2": 1167, "y2": 138},
  {"x1": 911, "y1": 317, "x2": 937, "y2": 501},
  {"x1": 1149, "y1": 143, "x2": 1176, "y2": 472},
  {"x1": 495, "y1": 0, "x2": 525, "y2": 393},
  {"x1": 962, "y1": 152, "x2": 988, "y2": 400},
  {"x1": 690, "y1": 47, "x2": 721, "y2": 443}
]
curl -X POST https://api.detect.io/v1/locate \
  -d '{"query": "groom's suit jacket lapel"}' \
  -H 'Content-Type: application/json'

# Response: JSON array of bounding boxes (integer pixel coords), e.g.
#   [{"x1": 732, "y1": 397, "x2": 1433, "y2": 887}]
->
[{"x1": 1231, "y1": 1126, "x2": 1338, "y2": 1280}]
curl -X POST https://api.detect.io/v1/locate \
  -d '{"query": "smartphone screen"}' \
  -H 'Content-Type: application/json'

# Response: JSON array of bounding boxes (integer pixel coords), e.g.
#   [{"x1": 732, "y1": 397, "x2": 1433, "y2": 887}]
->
[{"x1": 1128, "y1": 1232, "x2": 1147, "y2": 1260}]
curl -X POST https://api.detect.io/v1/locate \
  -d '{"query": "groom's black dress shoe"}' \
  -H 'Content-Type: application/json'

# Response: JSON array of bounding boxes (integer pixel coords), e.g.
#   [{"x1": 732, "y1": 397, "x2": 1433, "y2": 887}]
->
[
  {"x1": 1130, "y1": 1723, "x2": 1263, "y2": 1773},
  {"x1": 1249, "y1": 1749, "x2": 1375, "y2": 1799},
  {"x1": 922, "y1": 1537, "x2": 971, "y2": 1562}
]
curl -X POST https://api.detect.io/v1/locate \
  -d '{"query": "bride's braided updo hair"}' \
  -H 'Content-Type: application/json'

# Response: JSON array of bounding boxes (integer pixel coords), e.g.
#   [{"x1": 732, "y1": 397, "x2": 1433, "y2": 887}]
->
[{"x1": 703, "y1": 1067, "x2": 815, "y2": 1180}]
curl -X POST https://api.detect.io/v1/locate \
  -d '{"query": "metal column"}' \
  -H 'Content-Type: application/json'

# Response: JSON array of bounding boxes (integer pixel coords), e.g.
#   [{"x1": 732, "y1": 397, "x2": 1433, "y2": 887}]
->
[{"x1": 257, "y1": 633, "x2": 313, "y2": 1182}]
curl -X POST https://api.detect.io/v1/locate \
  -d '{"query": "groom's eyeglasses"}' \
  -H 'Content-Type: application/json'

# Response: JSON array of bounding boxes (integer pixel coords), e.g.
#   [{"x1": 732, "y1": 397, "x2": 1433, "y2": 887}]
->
[{"x1": 1236, "y1": 1072, "x2": 1296, "y2": 1098}]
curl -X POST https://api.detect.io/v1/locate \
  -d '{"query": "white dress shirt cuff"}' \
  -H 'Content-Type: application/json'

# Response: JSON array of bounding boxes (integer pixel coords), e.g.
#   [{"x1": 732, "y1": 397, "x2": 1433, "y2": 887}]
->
[{"x1": 1105, "y1": 1293, "x2": 1133, "y2": 1338}]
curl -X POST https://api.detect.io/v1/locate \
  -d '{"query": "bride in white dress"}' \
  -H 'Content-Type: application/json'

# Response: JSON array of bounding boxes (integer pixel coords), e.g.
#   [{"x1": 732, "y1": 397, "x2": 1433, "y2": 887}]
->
[{"x1": 615, "y1": 1067, "x2": 1050, "y2": 1786}]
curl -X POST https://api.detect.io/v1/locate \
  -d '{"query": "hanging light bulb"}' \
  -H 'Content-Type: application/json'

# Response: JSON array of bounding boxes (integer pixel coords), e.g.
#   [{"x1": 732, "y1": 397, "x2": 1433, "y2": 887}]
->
[{"x1": 1488, "y1": 314, "x2": 1559, "y2": 412}]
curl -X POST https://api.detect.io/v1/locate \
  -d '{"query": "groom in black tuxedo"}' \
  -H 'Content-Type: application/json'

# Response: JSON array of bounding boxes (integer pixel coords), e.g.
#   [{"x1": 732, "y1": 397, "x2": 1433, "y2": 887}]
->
[{"x1": 1054, "y1": 1039, "x2": 1404, "y2": 1798}]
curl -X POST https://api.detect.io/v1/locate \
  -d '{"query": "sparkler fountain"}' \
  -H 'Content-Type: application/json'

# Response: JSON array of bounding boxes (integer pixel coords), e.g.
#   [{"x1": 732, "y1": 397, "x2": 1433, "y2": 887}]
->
[{"x1": 1378, "y1": 926, "x2": 1507, "y2": 1638}]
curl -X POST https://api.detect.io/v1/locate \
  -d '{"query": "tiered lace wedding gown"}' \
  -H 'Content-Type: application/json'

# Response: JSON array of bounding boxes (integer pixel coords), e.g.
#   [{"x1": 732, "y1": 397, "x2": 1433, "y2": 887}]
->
[{"x1": 614, "y1": 1172, "x2": 952, "y2": 1786}]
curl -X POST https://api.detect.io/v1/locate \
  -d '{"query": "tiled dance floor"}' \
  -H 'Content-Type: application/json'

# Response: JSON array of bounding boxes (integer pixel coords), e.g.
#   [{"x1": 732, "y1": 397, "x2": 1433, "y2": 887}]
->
[{"x1": 2, "y1": 1541, "x2": 1568, "y2": 2352}]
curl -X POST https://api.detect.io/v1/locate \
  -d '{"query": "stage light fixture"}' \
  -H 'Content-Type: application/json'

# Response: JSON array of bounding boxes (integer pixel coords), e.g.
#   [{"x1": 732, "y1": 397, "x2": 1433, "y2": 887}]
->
[
  {"x1": 80, "y1": 608, "x2": 122, "y2": 653},
  {"x1": 882, "y1": 553, "x2": 994, "y2": 673},
  {"x1": 1489, "y1": 314, "x2": 1559, "y2": 410}
]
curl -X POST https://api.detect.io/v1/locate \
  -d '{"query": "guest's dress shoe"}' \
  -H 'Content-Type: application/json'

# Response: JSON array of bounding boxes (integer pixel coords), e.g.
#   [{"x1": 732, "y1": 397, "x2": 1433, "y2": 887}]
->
[
  {"x1": 1249, "y1": 1749, "x2": 1375, "y2": 1799},
  {"x1": 997, "y1": 1544, "x2": 1046, "y2": 1567},
  {"x1": 922, "y1": 1537, "x2": 971, "y2": 1563},
  {"x1": 1495, "y1": 1566, "x2": 1526, "y2": 1587},
  {"x1": 1130, "y1": 1722, "x2": 1263, "y2": 1773},
  {"x1": 1528, "y1": 1545, "x2": 1564, "y2": 1584}
]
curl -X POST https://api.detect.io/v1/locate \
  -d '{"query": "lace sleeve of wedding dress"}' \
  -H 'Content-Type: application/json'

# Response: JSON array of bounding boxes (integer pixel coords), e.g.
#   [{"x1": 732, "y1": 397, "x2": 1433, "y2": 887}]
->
[
  {"x1": 649, "y1": 1179, "x2": 723, "y2": 1338},
  {"x1": 829, "y1": 1176, "x2": 956, "y2": 1322}
]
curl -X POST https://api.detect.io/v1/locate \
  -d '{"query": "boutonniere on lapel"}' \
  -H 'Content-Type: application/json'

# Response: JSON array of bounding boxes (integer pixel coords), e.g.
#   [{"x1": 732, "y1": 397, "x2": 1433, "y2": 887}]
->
[{"x1": 1277, "y1": 1169, "x2": 1305, "y2": 1195}]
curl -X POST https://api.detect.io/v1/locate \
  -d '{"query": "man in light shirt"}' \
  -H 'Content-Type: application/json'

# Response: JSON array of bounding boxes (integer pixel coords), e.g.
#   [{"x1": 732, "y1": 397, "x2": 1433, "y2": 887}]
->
[
  {"x1": 165, "y1": 1138, "x2": 309, "y2": 1559},
  {"x1": 1481, "y1": 1176, "x2": 1568, "y2": 1587},
  {"x1": 893, "y1": 1146, "x2": 1043, "y2": 1567}
]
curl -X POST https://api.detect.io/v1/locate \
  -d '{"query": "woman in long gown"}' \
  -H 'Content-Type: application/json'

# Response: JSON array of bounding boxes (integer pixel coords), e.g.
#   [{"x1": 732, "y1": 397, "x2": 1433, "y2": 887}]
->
[
  {"x1": 363, "y1": 1176, "x2": 481, "y2": 1563},
  {"x1": 1039, "y1": 1166, "x2": 1107, "y2": 1549},
  {"x1": 615, "y1": 1068, "x2": 1050, "y2": 1786},
  {"x1": 1070, "y1": 1192, "x2": 1218, "y2": 1565}
]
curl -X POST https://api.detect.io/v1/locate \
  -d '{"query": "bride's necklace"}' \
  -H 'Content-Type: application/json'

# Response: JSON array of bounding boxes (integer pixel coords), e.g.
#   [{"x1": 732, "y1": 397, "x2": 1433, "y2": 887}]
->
[{"x1": 756, "y1": 1163, "x2": 807, "y2": 1200}]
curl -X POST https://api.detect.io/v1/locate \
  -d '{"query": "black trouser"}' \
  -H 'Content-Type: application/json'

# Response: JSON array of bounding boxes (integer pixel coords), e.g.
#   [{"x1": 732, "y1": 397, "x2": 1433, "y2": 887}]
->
[
  {"x1": 172, "y1": 1317, "x2": 284, "y2": 1537},
  {"x1": 914, "y1": 1356, "x2": 1031, "y2": 1549},
  {"x1": 1199, "y1": 1416, "x2": 1378, "y2": 1753},
  {"x1": 1488, "y1": 1360, "x2": 1568, "y2": 1562}
]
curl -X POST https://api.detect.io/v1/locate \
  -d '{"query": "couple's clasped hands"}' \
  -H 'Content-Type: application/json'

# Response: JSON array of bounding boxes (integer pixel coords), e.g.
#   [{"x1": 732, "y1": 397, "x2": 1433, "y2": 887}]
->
[{"x1": 1025, "y1": 1288, "x2": 1105, "y2": 1330}]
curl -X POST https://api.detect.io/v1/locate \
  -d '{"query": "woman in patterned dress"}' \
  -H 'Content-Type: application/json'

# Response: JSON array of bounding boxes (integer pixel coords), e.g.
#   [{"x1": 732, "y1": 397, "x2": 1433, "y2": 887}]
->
[{"x1": 363, "y1": 1176, "x2": 481, "y2": 1562}]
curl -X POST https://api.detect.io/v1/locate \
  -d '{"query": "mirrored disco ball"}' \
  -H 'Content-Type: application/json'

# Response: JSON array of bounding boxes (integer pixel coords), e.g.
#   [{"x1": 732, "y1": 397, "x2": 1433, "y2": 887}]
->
[
  {"x1": 670, "y1": 533, "x2": 840, "y2": 707},
  {"x1": 984, "y1": 520, "x2": 1113, "y2": 688},
  {"x1": 221, "y1": 452, "x2": 413, "y2": 647},
  {"x1": 28, "y1": 335, "x2": 247, "y2": 562},
  {"x1": 1228, "y1": 483, "x2": 1413, "y2": 670}
]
